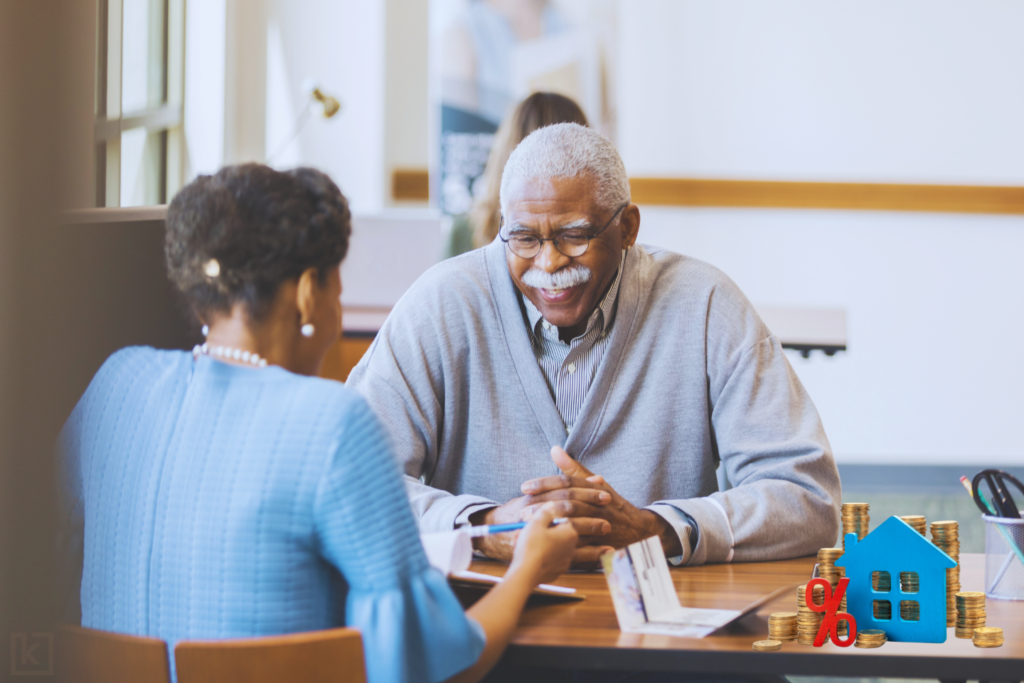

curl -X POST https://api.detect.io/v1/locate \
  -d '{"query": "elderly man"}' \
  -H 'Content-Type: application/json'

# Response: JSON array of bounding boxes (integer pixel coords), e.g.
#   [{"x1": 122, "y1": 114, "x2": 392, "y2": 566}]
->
[{"x1": 348, "y1": 123, "x2": 839, "y2": 566}]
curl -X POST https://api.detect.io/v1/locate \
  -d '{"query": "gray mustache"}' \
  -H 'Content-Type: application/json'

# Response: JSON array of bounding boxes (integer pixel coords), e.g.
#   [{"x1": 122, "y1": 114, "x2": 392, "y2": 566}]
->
[{"x1": 521, "y1": 265, "x2": 593, "y2": 290}]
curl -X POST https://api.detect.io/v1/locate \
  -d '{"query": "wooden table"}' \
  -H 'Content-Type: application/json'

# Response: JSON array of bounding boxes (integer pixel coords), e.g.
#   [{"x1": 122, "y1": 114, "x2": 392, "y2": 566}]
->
[{"x1": 468, "y1": 553, "x2": 1023, "y2": 680}]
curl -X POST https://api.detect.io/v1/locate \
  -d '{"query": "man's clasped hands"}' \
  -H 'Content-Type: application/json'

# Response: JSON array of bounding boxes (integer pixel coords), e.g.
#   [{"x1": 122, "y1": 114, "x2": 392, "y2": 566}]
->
[{"x1": 469, "y1": 446, "x2": 683, "y2": 566}]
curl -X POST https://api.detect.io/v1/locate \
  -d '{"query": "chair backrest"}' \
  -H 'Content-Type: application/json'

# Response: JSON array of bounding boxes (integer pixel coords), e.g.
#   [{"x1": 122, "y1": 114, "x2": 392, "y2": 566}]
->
[
  {"x1": 175, "y1": 628, "x2": 365, "y2": 683},
  {"x1": 58, "y1": 624, "x2": 171, "y2": 683}
]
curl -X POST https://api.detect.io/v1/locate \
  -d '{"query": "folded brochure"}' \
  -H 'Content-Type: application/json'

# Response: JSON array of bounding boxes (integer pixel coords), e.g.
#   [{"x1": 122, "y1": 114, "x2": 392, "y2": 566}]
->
[{"x1": 602, "y1": 535, "x2": 792, "y2": 637}]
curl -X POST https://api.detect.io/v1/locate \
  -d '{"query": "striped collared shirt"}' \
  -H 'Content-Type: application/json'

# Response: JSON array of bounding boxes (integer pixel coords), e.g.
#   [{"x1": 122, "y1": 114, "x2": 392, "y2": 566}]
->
[
  {"x1": 517, "y1": 251, "x2": 698, "y2": 565},
  {"x1": 521, "y1": 253, "x2": 625, "y2": 434}
]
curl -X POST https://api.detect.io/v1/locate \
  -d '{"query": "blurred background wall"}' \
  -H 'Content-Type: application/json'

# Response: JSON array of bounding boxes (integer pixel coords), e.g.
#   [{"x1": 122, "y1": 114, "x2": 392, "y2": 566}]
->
[
  {"x1": 194, "y1": 0, "x2": 1023, "y2": 468},
  {"x1": 170, "y1": 0, "x2": 1024, "y2": 546}
]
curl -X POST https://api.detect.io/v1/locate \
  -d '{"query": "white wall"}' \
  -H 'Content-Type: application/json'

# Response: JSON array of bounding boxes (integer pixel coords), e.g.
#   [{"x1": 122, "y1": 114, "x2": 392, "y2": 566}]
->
[
  {"x1": 263, "y1": 0, "x2": 387, "y2": 213},
  {"x1": 619, "y1": 1, "x2": 1024, "y2": 465},
  {"x1": 183, "y1": 0, "x2": 228, "y2": 177},
  {"x1": 185, "y1": 0, "x2": 388, "y2": 213},
  {"x1": 385, "y1": 0, "x2": 430, "y2": 192},
  {"x1": 640, "y1": 208, "x2": 1024, "y2": 465},
  {"x1": 618, "y1": 0, "x2": 1024, "y2": 184}
]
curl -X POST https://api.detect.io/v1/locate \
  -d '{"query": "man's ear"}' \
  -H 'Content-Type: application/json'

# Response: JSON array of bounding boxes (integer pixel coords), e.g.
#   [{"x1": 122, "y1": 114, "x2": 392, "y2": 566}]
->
[
  {"x1": 620, "y1": 204, "x2": 641, "y2": 249},
  {"x1": 296, "y1": 267, "x2": 319, "y2": 326}
]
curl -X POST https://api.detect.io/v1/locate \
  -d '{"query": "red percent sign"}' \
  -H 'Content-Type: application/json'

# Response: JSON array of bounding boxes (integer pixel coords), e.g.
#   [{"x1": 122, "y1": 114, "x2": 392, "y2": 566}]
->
[{"x1": 805, "y1": 577, "x2": 857, "y2": 647}]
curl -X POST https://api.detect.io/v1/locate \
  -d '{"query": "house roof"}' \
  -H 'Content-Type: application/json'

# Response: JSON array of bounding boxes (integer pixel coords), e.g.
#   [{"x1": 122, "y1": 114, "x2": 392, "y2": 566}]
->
[{"x1": 834, "y1": 516, "x2": 957, "y2": 569}]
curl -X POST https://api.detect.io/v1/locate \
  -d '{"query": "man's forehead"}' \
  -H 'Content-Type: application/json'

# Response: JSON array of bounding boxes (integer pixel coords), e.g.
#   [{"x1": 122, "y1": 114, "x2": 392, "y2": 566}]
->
[
  {"x1": 504, "y1": 207, "x2": 593, "y2": 231},
  {"x1": 503, "y1": 176, "x2": 602, "y2": 228}
]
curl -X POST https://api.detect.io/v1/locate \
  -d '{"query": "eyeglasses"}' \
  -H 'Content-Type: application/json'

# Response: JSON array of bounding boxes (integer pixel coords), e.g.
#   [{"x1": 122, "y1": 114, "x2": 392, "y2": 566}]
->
[{"x1": 499, "y1": 203, "x2": 629, "y2": 260}]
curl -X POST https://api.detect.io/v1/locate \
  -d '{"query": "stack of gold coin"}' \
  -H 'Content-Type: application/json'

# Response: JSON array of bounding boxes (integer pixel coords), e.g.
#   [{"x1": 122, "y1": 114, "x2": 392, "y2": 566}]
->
[
  {"x1": 768, "y1": 612, "x2": 798, "y2": 642},
  {"x1": 972, "y1": 626, "x2": 1003, "y2": 648},
  {"x1": 854, "y1": 629, "x2": 887, "y2": 648},
  {"x1": 817, "y1": 548, "x2": 848, "y2": 636},
  {"x1": 796, "y1": 583, "x2": 825, "y2": 645},
  {"x1": 873, "y1": 600, "x2": 892, "y2": 620},
  {"x1": 752, "y1": 639, "x2": 782, "y2": 651},
  {"x1": 899, "y1": 600, "x2": 920, "y2": 621},
  {"x1": 817, "y1": 547, "x2": 844, "y2": 584},
  {"x1": 899, "y1": 515, "x2": 927, "y2": 535},
  {"x1": 899, "y1": 571, "x2": 920, "y2": 593},
  {"x1": 841, "y1": 503, "x2": 870, "y2": 549},
  {"x1": 955, "y1": 591, "x2": 986, "y2": 639},
  {"x1": 931, "y1": 521, "x2": 961, "y2": 626},
  {"x1": 872, "y1": 571, "x2": 892, "y2": 592}
]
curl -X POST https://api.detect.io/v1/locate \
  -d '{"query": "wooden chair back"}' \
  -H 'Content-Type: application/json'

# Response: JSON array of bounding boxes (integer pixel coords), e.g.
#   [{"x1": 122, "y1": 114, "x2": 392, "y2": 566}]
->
[
  {"x1": 58, "y1": 624, "x2": 170, "y2": 683},
  {"x1": 175, "y1": 628, "x2": 365, "y2": 683}
]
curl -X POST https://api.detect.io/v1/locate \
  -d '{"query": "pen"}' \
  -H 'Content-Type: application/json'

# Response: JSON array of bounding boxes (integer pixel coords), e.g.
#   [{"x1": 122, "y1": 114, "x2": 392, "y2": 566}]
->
[{"x1": 466, "y1": 517, "x2": 570, "y2": 538}]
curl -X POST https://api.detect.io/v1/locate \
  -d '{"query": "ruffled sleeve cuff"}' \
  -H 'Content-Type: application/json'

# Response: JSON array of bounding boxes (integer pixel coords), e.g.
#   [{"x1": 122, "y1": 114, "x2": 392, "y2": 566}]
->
[{"x1": 346, "y1": 565, "x2": 485, "y2": 683}]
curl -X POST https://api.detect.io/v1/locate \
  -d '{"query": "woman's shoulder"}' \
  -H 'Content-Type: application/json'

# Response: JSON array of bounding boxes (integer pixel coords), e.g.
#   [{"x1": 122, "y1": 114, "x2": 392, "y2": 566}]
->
[{"x1": 90, "y1": 346, "x2": 192, "y2": 392}]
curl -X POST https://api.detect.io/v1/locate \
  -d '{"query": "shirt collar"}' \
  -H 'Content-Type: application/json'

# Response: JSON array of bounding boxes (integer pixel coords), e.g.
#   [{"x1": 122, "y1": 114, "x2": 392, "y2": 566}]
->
[{"x1": 522, "y1": 250, "x2": 627, "y2": 343}]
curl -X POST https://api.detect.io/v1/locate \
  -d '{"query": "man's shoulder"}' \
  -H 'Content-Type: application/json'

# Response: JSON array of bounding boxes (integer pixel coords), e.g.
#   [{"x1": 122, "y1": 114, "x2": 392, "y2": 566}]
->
[
  {"x1": 635, "y1": 245, "x2": 766, "y2": 341},
  {"x1": 389, "y1": 247, "x2": 498, "y2": 326},
  {"x1": 638, "y1": 244, "x2": 745, "y2": 299}
]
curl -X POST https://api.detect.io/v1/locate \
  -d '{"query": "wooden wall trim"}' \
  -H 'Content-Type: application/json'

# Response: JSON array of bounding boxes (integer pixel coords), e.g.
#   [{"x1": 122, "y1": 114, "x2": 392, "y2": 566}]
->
[
  {"x1": 629, "y1": 178, "x2": 1024, "y2": 215},
  {"x1": 391, "y1": 168, "x2": 1024, "y2": 215},
  {"x1": 392, "y1": 168, "x2": 430, "y2": 202}
]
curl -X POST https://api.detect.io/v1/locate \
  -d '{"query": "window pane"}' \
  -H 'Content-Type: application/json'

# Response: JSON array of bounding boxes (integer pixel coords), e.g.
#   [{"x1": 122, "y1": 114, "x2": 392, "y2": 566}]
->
[
  {"x1": 122, "y1": 0, "x2": 167, "y2": 112},
  {"x1": 120, "y1": 128, "x2": 166, "y2": 207}
]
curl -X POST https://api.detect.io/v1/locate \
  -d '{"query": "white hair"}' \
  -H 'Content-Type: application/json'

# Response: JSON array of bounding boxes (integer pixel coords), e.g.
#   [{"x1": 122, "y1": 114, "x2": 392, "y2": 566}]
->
[{"x1": 499, "y1": 123, "x2": 630, "y2": 217}]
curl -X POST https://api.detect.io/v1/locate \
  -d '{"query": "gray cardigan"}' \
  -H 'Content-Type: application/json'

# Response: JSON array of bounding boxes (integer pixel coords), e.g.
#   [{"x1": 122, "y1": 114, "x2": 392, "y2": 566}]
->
[{"x1": 347, "y1": 241, "x2": 841, "y2": 565}]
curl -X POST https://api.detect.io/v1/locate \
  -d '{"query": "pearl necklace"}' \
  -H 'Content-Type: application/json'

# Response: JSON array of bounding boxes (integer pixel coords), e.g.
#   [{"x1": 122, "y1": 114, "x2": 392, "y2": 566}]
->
[{"x1": 192, "y1": 343, "x2": 268, "y2": 367}]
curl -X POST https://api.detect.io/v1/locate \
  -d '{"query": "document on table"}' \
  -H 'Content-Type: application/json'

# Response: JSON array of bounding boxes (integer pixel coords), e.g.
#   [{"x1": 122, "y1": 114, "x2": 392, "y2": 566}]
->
[
  {"x1": 602, "y1": 535, "x2": 790, "y2": 638},
  {"x1": 421, "y1": 531, "x2": 582, "y2": 600}
]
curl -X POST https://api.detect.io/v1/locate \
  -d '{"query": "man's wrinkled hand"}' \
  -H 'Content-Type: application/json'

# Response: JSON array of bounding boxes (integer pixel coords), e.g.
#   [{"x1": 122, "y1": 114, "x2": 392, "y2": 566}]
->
[{"x1": 521, "y1": 447, "x2": 682, "y2": 560}]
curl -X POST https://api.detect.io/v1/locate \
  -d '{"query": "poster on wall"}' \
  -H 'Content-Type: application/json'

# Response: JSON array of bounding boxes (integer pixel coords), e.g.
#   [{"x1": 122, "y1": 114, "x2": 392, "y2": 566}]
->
[{"x1": 429, "y1": 0, "x2": 618, "y2": 220}]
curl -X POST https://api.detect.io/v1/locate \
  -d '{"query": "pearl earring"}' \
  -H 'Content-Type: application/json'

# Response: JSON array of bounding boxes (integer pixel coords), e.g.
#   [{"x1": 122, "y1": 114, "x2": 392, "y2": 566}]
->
[
  {"x1": 201, "y1": 325, "x2": 209, "y2": 337},
  {"x1": 301, "y1": 323, "x2": 315, "y2": 338}
]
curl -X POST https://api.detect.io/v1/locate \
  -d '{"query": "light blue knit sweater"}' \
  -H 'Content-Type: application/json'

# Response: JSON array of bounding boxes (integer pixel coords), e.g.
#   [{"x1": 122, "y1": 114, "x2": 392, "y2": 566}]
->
[{"x1": 58, "y1": 348, "x2": 484, "y2": 683}]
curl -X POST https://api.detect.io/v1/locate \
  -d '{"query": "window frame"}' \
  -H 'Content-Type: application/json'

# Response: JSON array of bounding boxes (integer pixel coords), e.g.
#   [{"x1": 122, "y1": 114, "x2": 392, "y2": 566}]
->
[{"x1": 94, "y1": 0, "x2": 185, "y2": 207}]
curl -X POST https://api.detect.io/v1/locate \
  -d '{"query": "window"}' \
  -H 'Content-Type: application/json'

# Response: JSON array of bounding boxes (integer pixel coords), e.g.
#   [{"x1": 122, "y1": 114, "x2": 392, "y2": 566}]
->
[
  {"x1": 899, "y1": 599, "x2": 920, "y2": 622},
  {"x1": 900, "y1": 571, "x2": 919, "y2": 593},
  {"x1": 873, "y1": 599, "x2": 892, "y2": 621},
  {"x1": 95, "y1": 0, "x2": 184, "y2": 207},
  {"x1": 871, "y1": 570, "x2": 891, "y2": 592}
]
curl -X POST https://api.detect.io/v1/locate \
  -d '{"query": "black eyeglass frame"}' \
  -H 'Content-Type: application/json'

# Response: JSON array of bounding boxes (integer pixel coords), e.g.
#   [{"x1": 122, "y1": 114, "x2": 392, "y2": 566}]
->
[{"x1": 498, "y1": 202, "x2": 630, "y2": 259}]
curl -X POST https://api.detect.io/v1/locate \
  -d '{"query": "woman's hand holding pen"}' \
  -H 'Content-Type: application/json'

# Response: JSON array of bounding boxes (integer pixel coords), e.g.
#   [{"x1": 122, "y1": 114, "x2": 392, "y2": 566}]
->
[{"x1": 509, "y1": 503, "x2": 579, "y2": 585}]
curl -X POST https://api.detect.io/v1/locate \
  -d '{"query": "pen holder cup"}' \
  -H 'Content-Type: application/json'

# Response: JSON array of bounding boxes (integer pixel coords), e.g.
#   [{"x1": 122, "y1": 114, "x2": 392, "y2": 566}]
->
[{"x1": 983, "y1": 514, "x2": 1024, "y2": 600}]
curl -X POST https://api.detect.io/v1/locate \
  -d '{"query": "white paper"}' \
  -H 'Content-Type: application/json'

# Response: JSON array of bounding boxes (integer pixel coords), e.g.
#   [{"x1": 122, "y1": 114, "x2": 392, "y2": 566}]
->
[
  {"x1": 451, "y1": 569, "x2": 577, "y2": 595},
  {"x1": 420, "y1": 531, "x2": 473, "y2": 575},
  {"x1": 603, "y1": 535, "x2": 742, "y2": 638}
]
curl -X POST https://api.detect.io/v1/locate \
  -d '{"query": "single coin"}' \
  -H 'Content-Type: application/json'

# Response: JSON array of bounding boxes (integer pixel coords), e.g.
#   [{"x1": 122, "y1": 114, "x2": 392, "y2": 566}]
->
[
  {"x1": 769, "y1": 612, "x2": 798, "y2": 619},
  {"x1": 752, "y1": 640, "x2": 782, "y2": 651}
]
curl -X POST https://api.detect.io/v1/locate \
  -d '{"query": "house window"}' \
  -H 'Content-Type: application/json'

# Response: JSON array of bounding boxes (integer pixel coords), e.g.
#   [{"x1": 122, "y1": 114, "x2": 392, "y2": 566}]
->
[
  {"x1": 873, "y1": 599, "x2": 892, "y2": 620},
  {"x1": 95, "y1": 0, "x2": 185, "y2": 207},
  {"x1": 900, "y1": 599, "x2": 920, "y2": 621},
  {"x1": 871, "y1": 570, "x2": 891, "y2": 592},
  {"x1": 900, "y1": 571, "x2": 919, "y2": 593}
]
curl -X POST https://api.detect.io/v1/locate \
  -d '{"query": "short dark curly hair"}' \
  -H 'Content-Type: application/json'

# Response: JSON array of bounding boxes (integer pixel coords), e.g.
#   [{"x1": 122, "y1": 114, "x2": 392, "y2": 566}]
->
[{"x1": 165, "y1": 164, "x2": 351, "y2": 323}]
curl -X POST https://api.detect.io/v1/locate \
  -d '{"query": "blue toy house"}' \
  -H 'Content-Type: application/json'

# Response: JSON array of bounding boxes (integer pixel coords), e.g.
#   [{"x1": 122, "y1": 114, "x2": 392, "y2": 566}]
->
[{"x1": 835, "y1": 516, "x2": 956, "y2": 643}]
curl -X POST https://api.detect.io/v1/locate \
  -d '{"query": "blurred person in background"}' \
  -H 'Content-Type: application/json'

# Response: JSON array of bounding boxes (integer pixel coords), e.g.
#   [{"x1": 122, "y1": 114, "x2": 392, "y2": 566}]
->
[
  {"x1": 446, "y1": 92, "x2": 588, "y2": 257},
  {"x1": 57, "y1": 164, "x2": 577, "y2": 683}
]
